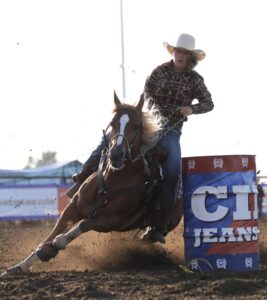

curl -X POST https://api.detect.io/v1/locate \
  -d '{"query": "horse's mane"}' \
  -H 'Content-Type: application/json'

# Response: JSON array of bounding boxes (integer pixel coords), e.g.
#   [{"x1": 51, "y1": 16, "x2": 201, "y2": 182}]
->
[{"x1": 112, "y1": 100, "x2": 164, "y2": 148}]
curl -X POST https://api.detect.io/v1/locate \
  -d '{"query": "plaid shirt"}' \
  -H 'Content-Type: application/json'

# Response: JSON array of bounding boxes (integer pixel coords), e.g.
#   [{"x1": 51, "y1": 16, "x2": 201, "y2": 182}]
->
[{"x1": 144, "y1": 60, "x2": 214, "y2": 125}]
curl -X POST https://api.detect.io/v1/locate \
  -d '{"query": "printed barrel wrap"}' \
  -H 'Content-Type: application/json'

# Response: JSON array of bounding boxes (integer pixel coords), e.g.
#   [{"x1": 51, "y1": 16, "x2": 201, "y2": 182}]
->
[{"x1": 182, "y1": 155, "x2": 260, "y2": 272}]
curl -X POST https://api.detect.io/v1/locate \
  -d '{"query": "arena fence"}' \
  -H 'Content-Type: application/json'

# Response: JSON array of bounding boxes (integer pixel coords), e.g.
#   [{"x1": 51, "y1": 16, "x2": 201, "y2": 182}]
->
[{"x1": 0, "y1": 184, "x2": 70, "y2": 221}]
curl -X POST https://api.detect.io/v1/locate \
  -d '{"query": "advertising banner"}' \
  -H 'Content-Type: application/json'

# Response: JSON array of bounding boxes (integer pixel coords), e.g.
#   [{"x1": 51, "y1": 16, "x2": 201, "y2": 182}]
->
[
  {"x1": 0, "y1": 185, "x2": 59, "y2": 221},
  {"x1": 183, "y1": 155, "x2": 260, "y2": 272}
]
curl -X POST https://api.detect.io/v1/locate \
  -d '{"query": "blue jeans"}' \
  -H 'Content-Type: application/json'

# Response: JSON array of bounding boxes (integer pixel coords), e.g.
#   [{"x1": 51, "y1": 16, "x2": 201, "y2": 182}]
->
[
  {"x1": 83, "y1": 133, "x2": 110, "y2": 171},
  {"x1": 83, "y1": 128, "x2": 182, "y2": 225},
  {"x1": 157, "y1": 128, "x2": 182, "y2": 225}
]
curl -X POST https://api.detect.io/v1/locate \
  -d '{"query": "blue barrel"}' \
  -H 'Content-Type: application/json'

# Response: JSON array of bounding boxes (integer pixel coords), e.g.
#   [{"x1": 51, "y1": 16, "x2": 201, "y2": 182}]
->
[{"x1": 183, "y1": 155, "x2": 260, "y2": 272}]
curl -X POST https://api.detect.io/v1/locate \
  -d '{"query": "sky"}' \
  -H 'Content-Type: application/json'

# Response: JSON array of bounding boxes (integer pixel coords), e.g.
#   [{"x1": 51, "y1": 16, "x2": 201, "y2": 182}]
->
[{"x1": 0, "y1": 0, "x2": 267, "y2": 175}]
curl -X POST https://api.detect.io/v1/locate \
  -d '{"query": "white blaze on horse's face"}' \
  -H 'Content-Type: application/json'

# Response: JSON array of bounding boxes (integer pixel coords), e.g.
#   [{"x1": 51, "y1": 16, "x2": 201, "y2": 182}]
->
[{"x1": 116, "y1": 114, "x2": 129, "y2": 145}]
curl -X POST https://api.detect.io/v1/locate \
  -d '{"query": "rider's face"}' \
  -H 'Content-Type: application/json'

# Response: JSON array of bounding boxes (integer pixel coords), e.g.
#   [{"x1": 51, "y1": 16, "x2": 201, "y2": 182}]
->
[{"x1": 173, "y1": 48, "x2": 192, "y2": 71}]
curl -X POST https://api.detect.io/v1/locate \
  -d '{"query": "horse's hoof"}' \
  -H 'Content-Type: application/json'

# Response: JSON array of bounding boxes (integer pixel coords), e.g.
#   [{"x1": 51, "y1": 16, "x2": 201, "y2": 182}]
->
[
  {"x1": 36, "y1": 242, "x2": 59, "y2": 262},
  {"x1": 1, "y1": 266, "x2": 24, "y2": 276},
  {"x1": 140, "y1": 229, "x2": 166, "y2": 244}
]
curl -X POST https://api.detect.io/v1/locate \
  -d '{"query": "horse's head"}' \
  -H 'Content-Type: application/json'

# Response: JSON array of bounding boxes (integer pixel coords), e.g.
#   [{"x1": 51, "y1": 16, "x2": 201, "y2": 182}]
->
[{"x1": 108, "y1": 91, "x2": 144, "y2": 169}]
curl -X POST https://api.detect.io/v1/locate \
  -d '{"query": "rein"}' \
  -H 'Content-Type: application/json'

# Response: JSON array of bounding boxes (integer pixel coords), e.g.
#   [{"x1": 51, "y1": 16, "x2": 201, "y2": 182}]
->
[
  {"x1": 137, "y1": 108, "x2": 186, "y2": 160},
  {"x1": 102, "y1": 104, "x2": 186, "y2": 164},
  {"x1": 91, "y1": 146, "x2": 150, "y2": 220},
  {"x1": 91, "y1": 103, "x2": 185, "y2": 220}
]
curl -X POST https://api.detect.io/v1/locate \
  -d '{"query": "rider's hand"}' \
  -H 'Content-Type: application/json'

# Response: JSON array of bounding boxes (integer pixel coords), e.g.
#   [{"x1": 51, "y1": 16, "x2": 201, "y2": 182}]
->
[{"x1": 179, "y1": 106, "x2": 193, "y2": 117}]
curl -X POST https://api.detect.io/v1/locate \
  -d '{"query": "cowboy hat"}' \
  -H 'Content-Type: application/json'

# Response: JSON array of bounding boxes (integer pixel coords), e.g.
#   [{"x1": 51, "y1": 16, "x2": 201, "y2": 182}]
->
[{"x1": 163, "y1": 33, "x2": 205, "y2": 61}]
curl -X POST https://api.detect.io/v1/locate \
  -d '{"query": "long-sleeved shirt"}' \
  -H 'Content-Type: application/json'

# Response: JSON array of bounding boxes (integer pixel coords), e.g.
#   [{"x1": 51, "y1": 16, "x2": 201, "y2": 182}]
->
[{"x1": 144, "y1": 60, "x2": 214, "y2": 126}]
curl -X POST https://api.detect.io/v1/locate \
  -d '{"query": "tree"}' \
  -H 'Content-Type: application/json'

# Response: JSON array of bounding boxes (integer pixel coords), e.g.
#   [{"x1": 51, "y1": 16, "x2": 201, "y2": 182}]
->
[{"x1": 24, "y1": 151, "x2": 57, "y2": 169}]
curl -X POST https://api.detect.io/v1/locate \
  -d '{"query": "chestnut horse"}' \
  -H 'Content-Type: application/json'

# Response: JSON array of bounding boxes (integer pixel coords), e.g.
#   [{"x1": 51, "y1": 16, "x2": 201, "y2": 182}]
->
[{"x1": 2, "y1": 92, "x2": 183, "y2": 276}]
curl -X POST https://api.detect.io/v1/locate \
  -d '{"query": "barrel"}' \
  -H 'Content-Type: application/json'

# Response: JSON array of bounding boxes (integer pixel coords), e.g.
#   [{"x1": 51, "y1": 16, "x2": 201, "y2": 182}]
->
[{"x1": 182, "y1": 155, "x2": 260, "y2": 272}]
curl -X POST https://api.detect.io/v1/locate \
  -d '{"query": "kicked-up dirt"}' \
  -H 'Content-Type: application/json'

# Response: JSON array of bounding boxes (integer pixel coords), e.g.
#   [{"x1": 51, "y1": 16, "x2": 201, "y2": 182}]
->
[{"x1": 1, "y1": 218, "x2": 267, "y2": 299}]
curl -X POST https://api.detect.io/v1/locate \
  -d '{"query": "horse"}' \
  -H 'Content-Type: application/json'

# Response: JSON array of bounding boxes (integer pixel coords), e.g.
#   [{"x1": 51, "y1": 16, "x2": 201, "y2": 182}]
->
[{"x1": 1, "y1": 92, "x2": 183, "y2": 276}]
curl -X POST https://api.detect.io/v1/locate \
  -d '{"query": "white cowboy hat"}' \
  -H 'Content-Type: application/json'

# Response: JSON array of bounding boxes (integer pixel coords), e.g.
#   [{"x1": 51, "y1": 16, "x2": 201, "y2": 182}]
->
[{"x1": 163, "y1": 33, "x2": 206, "y2": 61}]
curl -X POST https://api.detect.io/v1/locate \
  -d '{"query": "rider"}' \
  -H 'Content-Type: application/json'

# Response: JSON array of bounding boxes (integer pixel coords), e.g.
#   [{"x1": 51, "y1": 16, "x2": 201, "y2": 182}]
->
[
  {"x1": 143, "y1": 33, "x2": 213, "y2": 242},
  {"x1": 67, "y1": 33, "x2": 214, "y2": 243}
]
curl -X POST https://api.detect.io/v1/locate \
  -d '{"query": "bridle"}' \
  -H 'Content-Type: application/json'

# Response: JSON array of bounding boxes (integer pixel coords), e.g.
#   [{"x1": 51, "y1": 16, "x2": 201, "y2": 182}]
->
[{"x1": 102, "y1": 117, "x2": 142, "y2": 163}]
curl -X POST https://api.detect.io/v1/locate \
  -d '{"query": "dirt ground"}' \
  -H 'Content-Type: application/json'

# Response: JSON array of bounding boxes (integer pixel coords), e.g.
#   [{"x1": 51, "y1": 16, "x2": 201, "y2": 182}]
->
[{"x1": 1, "y1": 218, "x2": 267, "y2": 299}]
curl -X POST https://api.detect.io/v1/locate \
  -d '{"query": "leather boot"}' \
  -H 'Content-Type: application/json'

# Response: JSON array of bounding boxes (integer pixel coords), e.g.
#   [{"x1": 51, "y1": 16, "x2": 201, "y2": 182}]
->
[{"x1": 141, "y1": 225, "x2": 168, "y2": 244}]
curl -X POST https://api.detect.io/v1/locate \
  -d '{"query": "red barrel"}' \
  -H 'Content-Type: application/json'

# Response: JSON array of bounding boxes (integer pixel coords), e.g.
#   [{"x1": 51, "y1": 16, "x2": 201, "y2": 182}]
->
[{"x1": 182, "y1": 155, "x2": 260, "y2": 272}]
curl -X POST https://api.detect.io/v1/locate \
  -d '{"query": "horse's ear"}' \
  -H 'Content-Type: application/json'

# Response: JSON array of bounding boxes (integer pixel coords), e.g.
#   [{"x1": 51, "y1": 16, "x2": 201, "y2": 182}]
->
[
  {"x1": 136, "y1": 93, "x2": 144, "y2": 111},
  {"x1": 114, "y1": 90, "x2": 121, "y2": 106}
]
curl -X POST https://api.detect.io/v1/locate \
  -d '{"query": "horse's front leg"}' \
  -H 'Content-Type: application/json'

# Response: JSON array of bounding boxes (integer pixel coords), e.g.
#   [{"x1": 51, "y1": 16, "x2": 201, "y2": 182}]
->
[
  {"x1": 40, "y1": 211, "x2": 125, "y2": 258},
  {"x1": 28, "y1": 215, "x2": 98, "y2": 270},
  {"x1": 40, "y1": 197, "x2": 80, "y2": 245},
  {"x1": 1, "y1": 197, "x2": 82, "y2": 276}
]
